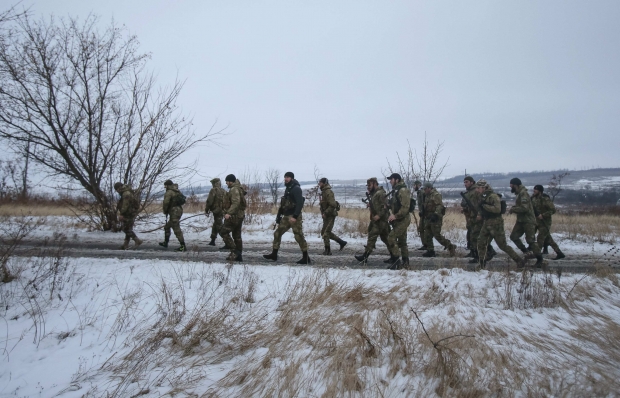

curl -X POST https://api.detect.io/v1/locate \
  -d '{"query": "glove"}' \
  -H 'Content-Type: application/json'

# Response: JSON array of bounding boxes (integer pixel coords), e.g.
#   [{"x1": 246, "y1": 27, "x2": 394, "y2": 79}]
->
[{"x1": 430, "y1": 213, "x2": 440, "y2": 222}]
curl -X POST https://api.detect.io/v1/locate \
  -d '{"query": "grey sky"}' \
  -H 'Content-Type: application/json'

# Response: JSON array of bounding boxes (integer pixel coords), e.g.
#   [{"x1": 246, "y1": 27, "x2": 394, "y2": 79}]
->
[{"x1": 11, "y1": 0, "x2": 620, "y2": 182}]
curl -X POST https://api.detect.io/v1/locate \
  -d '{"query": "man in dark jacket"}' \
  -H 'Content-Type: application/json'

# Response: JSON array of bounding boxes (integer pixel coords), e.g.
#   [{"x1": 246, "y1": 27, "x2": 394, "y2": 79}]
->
[{"x1": 263, "y1": 171, "x2": 310, "y2": 264}]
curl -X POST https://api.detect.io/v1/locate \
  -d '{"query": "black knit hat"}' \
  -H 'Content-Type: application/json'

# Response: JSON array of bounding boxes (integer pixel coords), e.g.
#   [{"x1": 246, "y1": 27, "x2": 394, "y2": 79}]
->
[
  {"x1": 319, "y1": 177, "x2": 328, "y2": 184},
  {"x1": 510, "y1": 177, "x2": 522, "y2": 186},
  {"x1": 164, "y1": 179, "x2": 173, "y2": 186},
  {"x1": 464, "y1": 176, "x2": 475, "y2": 183},
  {"x1": 114, "y1": 182, "x2": 123, "y2": 190},
  {"x1": 225, "y1": 174, "x2": 236, "y2": 182},
  {"x1": 387, "y1": 173, "x2": 402, "y2": 181},
  {"x1": 534, "y1": 184, "x2": 544, "y2": 192},
  {"x1": 284, "y1": 171, "x2": 294, "y2": 179}
]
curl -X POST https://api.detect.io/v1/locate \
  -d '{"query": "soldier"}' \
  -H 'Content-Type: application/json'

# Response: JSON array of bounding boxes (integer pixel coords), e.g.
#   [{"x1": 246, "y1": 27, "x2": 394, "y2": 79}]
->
[
  {"x1": 355, "y1": 177, "x2": 392, "y2": 263},
  {"x1": 114, "y1": 182, "x2": 143, "y2": 250},
  {"x1": 421, "y1": 182, "x2": 456, "y2": 257},
  {"x1": 159, "y1": 179, "x2": 186, "y2": 252},
  {"x1": 413, "y1": 180, "x2": 427, "y2": 251},
  {"x1": 385, "y1": 173, "x2": 411, "y2": 269},
  {"x1": 263, "y1": 171, "x2": 311, "y2": 264},
  {"x1": 508, "y1": 178, "x2": 543, "y2": 267},
  {"x1": 476, "y1": 180, "x2": 525, "y2": 268},
  {"x1": 531, "y1": 185, "x2": 565, "y2": 261},
  {"x1": 318, "y1": 178, "x2": 347, "y2": 255},
  {"x1": 219, "y1": 174, "x2": 246, "y2": 262},
  {"x1": 461, "y1": 177, "x2": 497, "y2": 263},
  {"x1": 205, "y1": 177, "x2": 226, "y2": 246}
]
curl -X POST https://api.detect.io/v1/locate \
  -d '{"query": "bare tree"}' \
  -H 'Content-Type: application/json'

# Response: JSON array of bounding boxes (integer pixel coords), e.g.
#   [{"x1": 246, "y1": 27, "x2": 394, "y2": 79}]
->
[
  {"x1": 383, "y1": 133, "x2": 449, "y2": 190},
  {"x1": 265, "y1": 168, "x2": 281, "y2": 206},
  {"x1": 0, "y1": 13, "x2": 225, "y2": 230},
  {"x1": 548, "y1": 172, "x2": 570, "y2": 202},
  {"x1": 304, "y1": 164, "x2": 321, "y2": 208}
]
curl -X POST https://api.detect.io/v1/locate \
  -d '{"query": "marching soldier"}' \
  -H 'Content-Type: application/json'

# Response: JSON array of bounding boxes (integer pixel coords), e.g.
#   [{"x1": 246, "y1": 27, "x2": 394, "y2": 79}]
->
[
  {"x1": 476, "y1": 179, "x2": 525, "y2": 268},
  {"x1": 421, "y1": 182, "x2": 456, "y2": 257},
  {"x1": 355, "y1": 177, "x2": 392, "y2": 263},
  {"x1": 413, "y1": 180, "x2": 427, "y2": 251},
  {"x1": 318, "y1": 178, "x2": 347, "y2": 255},
  {"x1": 461, "y1": 177, "x2": 496, "y2": 263},
  {"x1": 205, "y1": 177, "x2": 226, "y2": 247},
  {"x1": 114, "y1": 182, "x2": 143, "y2": 250},
  {"x1": 219, "y1": 174, "x2": 246, "y2": 262},
  {"x1": 385, "y1": 173, "x2": 411, "y2": 269},
  {"x1": 159, "y1": 179, "x2": 186, "y2": 252},
  {"x1": 508, "y1": 178, "x2": 544, "y2": 267},
  {"x1": 531, "y1": 185, "x2": 565, "y2": 261},
  {"x1": 263, "y1": 171, "x2": 311, "y2": 264}
]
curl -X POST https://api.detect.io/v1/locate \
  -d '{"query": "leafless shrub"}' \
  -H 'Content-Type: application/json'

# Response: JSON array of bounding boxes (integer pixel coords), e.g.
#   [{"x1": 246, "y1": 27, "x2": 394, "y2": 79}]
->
[
  {"x1": 0, "y1": 215, "x2": 43, "y2": 282},
  {"x1": 264, "y1": 168, "x2": 281, "y2": 206}
]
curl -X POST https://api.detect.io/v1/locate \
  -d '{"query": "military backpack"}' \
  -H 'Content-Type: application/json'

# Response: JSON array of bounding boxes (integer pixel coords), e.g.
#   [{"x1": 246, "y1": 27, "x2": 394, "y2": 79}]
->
[{"x1": 174, "y1": 191, "x2": 187, "y2": 207}]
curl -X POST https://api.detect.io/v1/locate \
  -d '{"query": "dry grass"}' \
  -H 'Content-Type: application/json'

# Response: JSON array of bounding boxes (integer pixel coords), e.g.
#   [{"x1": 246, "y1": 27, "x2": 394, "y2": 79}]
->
[{"x1": 0, "y1": 204, "x2": 77, "y2": 216}]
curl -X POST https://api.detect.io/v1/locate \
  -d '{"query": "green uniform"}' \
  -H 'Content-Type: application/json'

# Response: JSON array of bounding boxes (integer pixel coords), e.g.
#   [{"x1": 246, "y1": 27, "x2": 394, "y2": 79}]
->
[
  {"x1": 163, "y1": 184, "x2": 185, "y2": 244},
  {"x1": 477, "y1": 188, "x2": 522, "y2": 265},
  {"x1": 461, "y1": 185, "x2": 483, "y2": 251},
  {"x1": 117, "y1": 184, "x2": 139, "y2": 243},
  {"x1": 205, "y1": 178, "x2": 226, "y2": 241},
  {"x1": 415, "y1": 188, "x2": 425, "y2": 245},
  {"x1": 509, "y1": 186, "x2": 540, "y2": 256},
  {"x1": 365, "y1": 186, "x2": 391, "y2": 253},
  {"x1": 319, "y1": 184, "x2": 343, "y2": 248},
  {"x1": 531, "y1": 193, "x2": 561, "y2": 254},
  {"x1": 387, "y1": 182, "x2": 411, "y2": 258},
  {"x1": 219, "y1": 180, "x2": 246, "y2": 252},
  {"x1": 422, "y1": 188, "x2": 453, "y2": 251},
  {"x1": 272, "y1": 179, "x2": 308, "y2": 251}
]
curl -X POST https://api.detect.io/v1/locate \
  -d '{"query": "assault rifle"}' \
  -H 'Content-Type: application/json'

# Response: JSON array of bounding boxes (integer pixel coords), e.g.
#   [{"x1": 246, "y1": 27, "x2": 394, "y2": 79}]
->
[
  {"x1": 273, "y1": 196, "x2": 284, "y2": 230},
  {"x1": 361, "y1": 192, "x2": 372, "y2": 205},
  {"x1": 460, "y1": 192, "x2": 478, "y2": 217}
]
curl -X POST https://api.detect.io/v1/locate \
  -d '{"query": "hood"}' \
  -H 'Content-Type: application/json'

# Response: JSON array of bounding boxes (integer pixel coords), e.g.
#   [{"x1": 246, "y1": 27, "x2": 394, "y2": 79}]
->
[
  {"x1": 517, "y1": 186, "x2": 528, "y2": 195},
  {"x1": 394, "y1": 181, "x2": 407, "y2": 190},
  {"x1": 483, "y1": 188, "x2": 495, "y2": 196},
  {"x1": 119, "y1": 184, "x2": 133, "y2": 193},
  {"x1": 286, "y1": 178, "x2": 300, "y2": 189},
  {"x1": 167, "y1": 183, "x2": 179, "y2": 192},
  {"x1": 232, "y1": 179, "x2": 247, "y2": 194},
  {"x1": 210, "y1": 178, "x2": 221, "y2": 188},
  {"x1": 320, "y1": 183, "x2": 332, "y2": 191},
  {"x1": 372, "y1": 186, "x2": 386, "y2": 194}
]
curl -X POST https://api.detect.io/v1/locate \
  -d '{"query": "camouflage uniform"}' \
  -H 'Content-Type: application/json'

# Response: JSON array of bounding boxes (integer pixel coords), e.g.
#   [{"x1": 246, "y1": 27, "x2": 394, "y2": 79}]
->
[
  {"x1": 365, "y1": 186, "x2": 391, "y2": 253},
  {"x1": 205, "y1": 178, "x2": 226, "y2": 241},
  {"x1": 509, "y1": 186, "x2": 541, "y2": 256},
  {"x1": 319, "y1": 183, "x2": 345, "y2": 249},
  {"x1": 422, "y1": 188, "x2": 454, "y2": 252},
  {"x1": 219, "y1": 180, "x2": 246, "y2": 252},
  {"x1": 415, "y1": 188, "x2": 426, "y2": 247},
  {"x1": 477, "y1": 188, "x2": 523, "y2": 265},
  {"x1": 531, "y1": 193, "x2": 562, "y2": 254},
  {"x1": 117, "y1": 184, "x2": 140, "y2": 246},
  {"x1": 387, "y1": 182, "x2": 411, "y2": 258},
  {"x1": 461, "y1": 185, "x2": 483, "y2": 252},
  {"x1": 163, "y1": 183, "x2": 185, "y2": 244},
  {"x1": 273, "y1": 178, "x2": 308, "y2": 252}
]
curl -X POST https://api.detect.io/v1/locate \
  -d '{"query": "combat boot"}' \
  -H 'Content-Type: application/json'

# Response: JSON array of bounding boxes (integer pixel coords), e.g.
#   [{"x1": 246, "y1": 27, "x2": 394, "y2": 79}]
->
[
  {"x1": 227, "y1": 250, "x2": 243, "y2": 262},
  {"x1": 387, "y1": 257, "x2": 402, "y2": 270},
  {"x1": 487, "y1": 245, "x2": 497, "y2": 257},
  {"x1": 335, "y1": 238, "x2": 348, "y2": 251},
  {"x1": 447, "y1": 244, "x2": 456, "y2": 257},
  {"x1": 354, "y1": 251, "x2": 370, "y2": 264},
  {"x1": 401, "y1": 257, "x2": 410, "y2": 269},
  {"x1": 417, "y1": 246, "x2": 427, "y2": 251},
  {"x1": 534, "y1": 255, "x2": 545, "y2": 268},
  {"x1": 208, "y1": 238, "x2": 216, "y2": 246},
  {"x1": 263, "y1": 249, "x2": 278, "y2": 261},
  {"x1": 321, "y1": 246, "x2": 332, "y2": 255},
  {"x1": 175, "y1": 243, "x2": 186, "y2": 252},
  {"x1": 219, "y1": 244, "x2": 233, "y2": 251},
  {"x1": 551, "y1": 251, "x2": 565, "y2": 261},
  {"x1": 120, "y1": 238, "x2": 130, "y2": 250},
  {"x1": 296, "y1": 251, "x2": 311, "y2": 265},
  {"x1": 159, "y1": 239, "x2": 169, "y2": 248},
  {"x1": 234, "y1": 250, "x2": 243, "y2": 262},
  {"x1": 422, "y1": 250, "x2": 436, "y2": 258},
  {"x1": 384, "y1": 255, "x2": 399, "y2": 264},
  {"x1": 542, "y1": 245, "x2": 549, "y2": 255},
  {"x1": 134, "y1": 237, "x2": 143, "y2": 248},
  {"x1": 468, "y1": 250, "x2": 479, "y2": 264}
]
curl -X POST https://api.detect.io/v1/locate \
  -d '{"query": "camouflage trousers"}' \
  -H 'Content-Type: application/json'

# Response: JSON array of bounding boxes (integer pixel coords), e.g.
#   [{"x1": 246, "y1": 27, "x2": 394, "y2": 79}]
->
[
  {"x1": 423, "y1": 217, "x2": 452, "y2": 251},
  {"x1": 468, "y1": 217, "x2": 483, "y2": 251},
  {"x1": 164, "y1": 206, "x2": 184, "y2": 244},
  {"x1": 478, "y1": 219, "x2": 522, "y2": 264},
  {"x1": 273, "y1": 215, "x2": 308, "y2": 252},
  {"x1": 219, "y1": 215, "x2": 244, "y2": 252},
  {"x1": 365, "y1": 219, "x2": 391, "y2": 254},
  {"x1": 510, "y1": 221, "x2": 540, "y2": 255},
  {"x1": 536, "y1": 222, "x2": 561, "y2": 254},
  {"x1": 417, "y1": 216, "x2": 426, "y2": 246},
  {"x1": 121, "y1": 217, "x2": 138, "y2": 241},
  {"x1": 210, "y1": 212, "x2": 223, "y2": 240},
  {"x1": 388, "y1": 214, "x2": 410, "y2": 258},
  {"x1": 321, "y1": 215, "x2": 342, "y2": 247}
]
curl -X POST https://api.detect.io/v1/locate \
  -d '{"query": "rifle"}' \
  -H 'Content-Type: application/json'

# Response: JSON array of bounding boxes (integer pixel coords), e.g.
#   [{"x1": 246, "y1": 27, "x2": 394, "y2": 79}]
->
[
  {"x1": 273, "y1": 196, "x2": 284, "y2": 230},
  {"x1": 361, "y1": 191, "x2": 371, "y2": 205},
  {"x1": 460, "y1": 191, "x2": 478, "y2": 217}
]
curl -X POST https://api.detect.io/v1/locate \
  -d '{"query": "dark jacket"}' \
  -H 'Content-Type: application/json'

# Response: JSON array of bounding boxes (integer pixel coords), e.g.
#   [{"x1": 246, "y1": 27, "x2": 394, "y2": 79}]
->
[{"x1": 281, "y1": 179, "x2": 304, "y2": 218}]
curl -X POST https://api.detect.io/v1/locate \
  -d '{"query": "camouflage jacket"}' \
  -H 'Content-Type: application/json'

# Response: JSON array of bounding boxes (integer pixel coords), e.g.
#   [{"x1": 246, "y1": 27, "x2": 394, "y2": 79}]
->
[
  {"x1": 117, "y1": 184, "x2": 139, "y2": 218},
  {"x1": 423, "y1": 188, "x2": 445, "y2": 219},
  {"x1": 280, "y1": 179, "x2": 304, "y2": 217},
  {"x1": 369, "y1": 186, "x2": 389, "y2": 221},
  {"x1": 319, "y1": 184, "x2": 338, "y2": 217},
  {"x1": 479, "y1": 188, "x2": 503, "y2": 223},
  {"x1": 163, "y1": 184, "x2": 182, "y2": 215},
  {"x1": 461, "y1": 185, "x2": 480, "y2": 219},
  {"x1": 390, "y1": 182, "x2": 411, "y2": 220},
  {"x1": 205, "y1": 178, "x2": 225, "y2": 215},
  {"x1": 225, "y1": 180, "x2": 247, "y2": 218},
  {"x1": 510, "y1": 186, "x2": 536, "y2": 224},
  {"x1": 531, "y1": 193, "x2": 555, "y2": 225}
]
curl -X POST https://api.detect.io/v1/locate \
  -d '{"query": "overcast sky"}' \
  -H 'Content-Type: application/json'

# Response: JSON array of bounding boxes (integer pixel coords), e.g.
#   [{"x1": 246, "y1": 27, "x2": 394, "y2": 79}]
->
[{"x1": 11, "y1": 0, "x2": 620, "y2": 182}]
